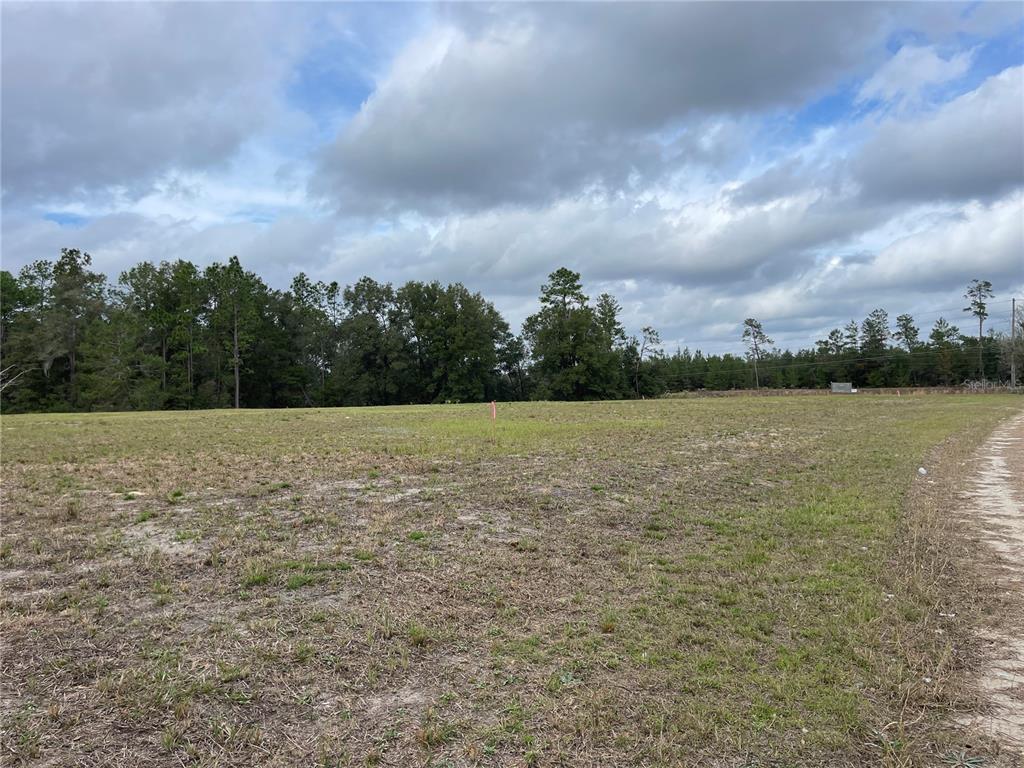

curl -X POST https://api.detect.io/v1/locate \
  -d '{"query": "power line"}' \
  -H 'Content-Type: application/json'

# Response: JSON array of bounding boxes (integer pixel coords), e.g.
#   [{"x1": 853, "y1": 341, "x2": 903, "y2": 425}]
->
[
  {"x1": 885, "y1": 299, "x2": 1015, "y2": 323},
  {"x1": 677, "y1": 298, "x2": 1019, "y2": 359},
  {"x1": 662, "y1": 343, "x2": 1001, "y2": 381}
]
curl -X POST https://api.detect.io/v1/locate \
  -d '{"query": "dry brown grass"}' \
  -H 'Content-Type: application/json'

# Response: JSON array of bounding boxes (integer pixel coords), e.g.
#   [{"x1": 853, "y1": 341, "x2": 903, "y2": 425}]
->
[{"x1": 1, "y1": 396, "x2": 1020, "y2": 766}]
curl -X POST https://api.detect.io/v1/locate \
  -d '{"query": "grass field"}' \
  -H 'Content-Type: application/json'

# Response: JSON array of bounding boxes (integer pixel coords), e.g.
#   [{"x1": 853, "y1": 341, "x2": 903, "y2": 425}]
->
[{"x1": 1, "y1": 395, "x2": 1020, "y2": 767}]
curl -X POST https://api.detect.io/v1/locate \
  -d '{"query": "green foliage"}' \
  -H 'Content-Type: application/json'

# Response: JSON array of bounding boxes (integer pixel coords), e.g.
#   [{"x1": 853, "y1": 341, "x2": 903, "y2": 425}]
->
[
  {"x1": 0, "y1": 254, "x2": 1013, "y2": 414},
  {"x1": 741, "y1": 318, "x2": 773, "y2": 388},
  {"x1": 893, "y1": 313, "x2": 919, "y2": 352},
  {"x1": 964, "y1": 278, "x2": 996, "y2": 377},
  {"x1": 3, "y1": 250, "x2": 106, "y2": 410},
  {"x1": 522, "y1": 268, "x2": 631, "y2": 399}
]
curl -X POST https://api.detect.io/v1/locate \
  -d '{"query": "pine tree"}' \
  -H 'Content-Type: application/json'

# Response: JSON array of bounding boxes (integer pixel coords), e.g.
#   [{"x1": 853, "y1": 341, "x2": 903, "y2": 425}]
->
[
  {"x1": 963, "y1": 279, "x2": 995, "y2": 378},
  {"x1": 741, "y1": 318, "x2": 773, "y2": 389}
]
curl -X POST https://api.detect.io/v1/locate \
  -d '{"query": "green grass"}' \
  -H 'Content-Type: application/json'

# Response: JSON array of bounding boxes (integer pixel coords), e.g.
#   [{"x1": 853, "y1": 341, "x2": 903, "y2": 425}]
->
[
  {"x1": 240, "y1": 562, "x2": 273, "y2": 589},
  {"x1": 134, "y1": 509, "x2": 156, "y2": 524},
  {"x1": 0, "y1": 395, "x2": 1019, "y2": 766},
  {"x1": 285, "y1": 573, "x2": 315, "y2": 590}
]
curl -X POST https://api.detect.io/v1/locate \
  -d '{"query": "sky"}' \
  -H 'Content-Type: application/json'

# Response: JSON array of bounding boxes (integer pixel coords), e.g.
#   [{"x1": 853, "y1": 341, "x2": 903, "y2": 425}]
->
[{"x1": 2, "y1": 1, "x2": 1023, "y2": 355}]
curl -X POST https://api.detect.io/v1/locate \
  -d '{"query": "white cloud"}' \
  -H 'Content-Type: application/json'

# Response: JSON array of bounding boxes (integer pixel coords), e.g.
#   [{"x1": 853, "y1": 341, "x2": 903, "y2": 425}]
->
[
  {"x1": 857, "y1": 45, "x2": 973, "y2": 105},
  {"x1": 2, "y1": 2, "x2": 1022, "y2": 357},
  {"x1": 312, "y1": 2, "x2": 894, "y2": 213},
  {"x1": 854, "y1": 66, "x2": 1024, "y2": 202},
  {"x1": 841, "y1": 192, "x2": 1024, "y2": 291},
  {"x1": 0, "y1": 3, "x2": 312, "y2": 204}
]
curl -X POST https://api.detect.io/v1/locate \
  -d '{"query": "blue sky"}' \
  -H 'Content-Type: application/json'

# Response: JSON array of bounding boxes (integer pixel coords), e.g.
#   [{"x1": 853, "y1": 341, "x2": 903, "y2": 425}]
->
[{"x1": 2, "y1": 1, "x2": 1022, "y2": 354}]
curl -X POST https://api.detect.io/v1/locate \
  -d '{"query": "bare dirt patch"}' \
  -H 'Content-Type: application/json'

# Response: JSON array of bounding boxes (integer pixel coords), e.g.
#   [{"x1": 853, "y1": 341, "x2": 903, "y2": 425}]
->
[{"x1": 122, "y1": 521, "x2": 201, "y2": 558}]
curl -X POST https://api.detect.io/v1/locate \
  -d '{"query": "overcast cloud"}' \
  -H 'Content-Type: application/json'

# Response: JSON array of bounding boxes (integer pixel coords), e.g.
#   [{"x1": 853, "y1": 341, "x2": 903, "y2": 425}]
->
[{"x1": 2, "y1": 1, "x2": 1022, "y2": 354}]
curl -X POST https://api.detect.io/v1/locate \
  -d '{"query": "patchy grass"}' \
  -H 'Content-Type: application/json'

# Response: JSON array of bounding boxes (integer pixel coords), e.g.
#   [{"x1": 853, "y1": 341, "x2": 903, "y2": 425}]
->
[{"x1": 0, "y1": 395, "x2": 1019, "y2": 766}]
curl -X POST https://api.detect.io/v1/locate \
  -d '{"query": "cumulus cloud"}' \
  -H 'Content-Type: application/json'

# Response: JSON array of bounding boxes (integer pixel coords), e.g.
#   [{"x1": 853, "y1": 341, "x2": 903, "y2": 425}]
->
[
  {"x1": 311, "y1": 186, "x2": 892, "y2": 302},
  {"x1": 2, "y1": 2, "x2": 1022, "y2": 357},
  {"x1": 311, "y1": 2, "x2": 894, "y2": 213},
  {"x1": 0, "y1": 207, "x2": 341, "y2": 290},
  {"x1": 856, "y1": 44, "x2": 973, "y2": 105},
  {"x1": 840, "y1": 192, "x2": 1024, "y2": 292},
  {"x1": 853, "y1": 66, "x2": 1024, "y2": 203},
  {"x1": 0, "y1": 2, "x2": 309, "y2": 204}
]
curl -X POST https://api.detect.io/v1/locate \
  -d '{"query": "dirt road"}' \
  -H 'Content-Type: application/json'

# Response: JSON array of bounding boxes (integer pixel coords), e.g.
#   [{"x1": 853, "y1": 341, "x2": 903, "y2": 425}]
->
[{"x1": 961, "y1": 410, "x2": 1024, "y2": 752}]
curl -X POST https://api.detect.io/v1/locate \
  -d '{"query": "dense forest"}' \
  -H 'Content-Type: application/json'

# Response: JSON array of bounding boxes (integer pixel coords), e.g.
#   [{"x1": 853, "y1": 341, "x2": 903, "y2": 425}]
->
[{"x1": 0, "y1": 250, "x2": 1019, "y2": 412}]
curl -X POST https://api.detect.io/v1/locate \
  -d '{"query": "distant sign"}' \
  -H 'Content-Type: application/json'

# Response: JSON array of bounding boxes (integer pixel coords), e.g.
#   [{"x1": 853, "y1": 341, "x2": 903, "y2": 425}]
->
[{"x1": 831, "y1": 382, "x2": 854, "y2": 394}]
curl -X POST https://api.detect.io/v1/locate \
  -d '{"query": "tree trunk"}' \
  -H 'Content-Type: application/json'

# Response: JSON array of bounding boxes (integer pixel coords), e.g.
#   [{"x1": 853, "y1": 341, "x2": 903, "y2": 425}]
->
[
  {"x1": 161, "y1": 336, "x2": 167, "y2": 390},
  {"x1": 319, "y1": 338, "x2": 326, "y2": 406},
  {"x1": 635, "y1": 338, "x2": 645, "y2": 397},
  {"x1": 233, "y1": 304, "x2": 240, "y2": 409},
  {"x1": 979, "y1": 318, "x2": 984, "y2": 379},
  {"x1": 69, "y1": 324, "x2": 77, "y2": 406},
  {"x1": 186, "y1": 328, "x2": 194, "y2": 400},
  {"x1": 753, "y1": 352, "x2": 760, "y2": 389}
]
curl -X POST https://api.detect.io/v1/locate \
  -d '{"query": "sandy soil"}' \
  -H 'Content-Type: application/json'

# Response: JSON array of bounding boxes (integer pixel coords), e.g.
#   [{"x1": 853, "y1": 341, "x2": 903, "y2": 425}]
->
[{"x1": 960, "y1": 410, "x2": 1024, "y2": 753}]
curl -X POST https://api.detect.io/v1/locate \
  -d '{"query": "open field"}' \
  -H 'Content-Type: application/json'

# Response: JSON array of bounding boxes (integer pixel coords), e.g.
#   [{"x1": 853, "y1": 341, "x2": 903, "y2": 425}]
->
[{"x1": 1, "y1": 396, "x2": 1021, "y2": 767}]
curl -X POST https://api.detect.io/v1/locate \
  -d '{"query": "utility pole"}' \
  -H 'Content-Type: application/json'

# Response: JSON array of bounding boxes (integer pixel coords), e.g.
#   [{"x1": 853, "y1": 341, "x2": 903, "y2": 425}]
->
[{"x1": 1012, "y1": 297, "x2": 1018, "y2": 389}]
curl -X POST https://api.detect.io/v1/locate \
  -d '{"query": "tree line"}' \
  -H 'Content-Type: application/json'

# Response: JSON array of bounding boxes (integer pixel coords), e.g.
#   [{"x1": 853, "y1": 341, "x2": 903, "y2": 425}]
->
[{"x1": 0, "y1": 252, "x2": 1019, "y2": 412}]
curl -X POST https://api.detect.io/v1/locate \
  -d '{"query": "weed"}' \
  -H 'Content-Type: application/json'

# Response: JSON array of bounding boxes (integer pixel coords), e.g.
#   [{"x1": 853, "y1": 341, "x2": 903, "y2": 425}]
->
[
  {"x1": 152, "y1": 580, "x2": 173, "y2": 606},
  {"x1": 941, "y1": 752, "x2": 986, "y2": 768},
  {"x1": 218, "y1": 663, "x2": 249, "y2": 683},
  {"x1": 161, "y1": 726, "x2": 182, "y2": 751},
  {"x1": 415, "y1": 708, "x2": 458, "y2": 749},
  {"x1": 62, "y1": 497, "x2": 82, "y2": 521},
  {"x1": 241, "y1": 561, "x2": 273, "y2": 588},
  {"x1": 599, "y1": 610, "x2": 618, "y2": 634},
  {"x1": 408, "y1": 622, "x2": 431, "y2": 647}
]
